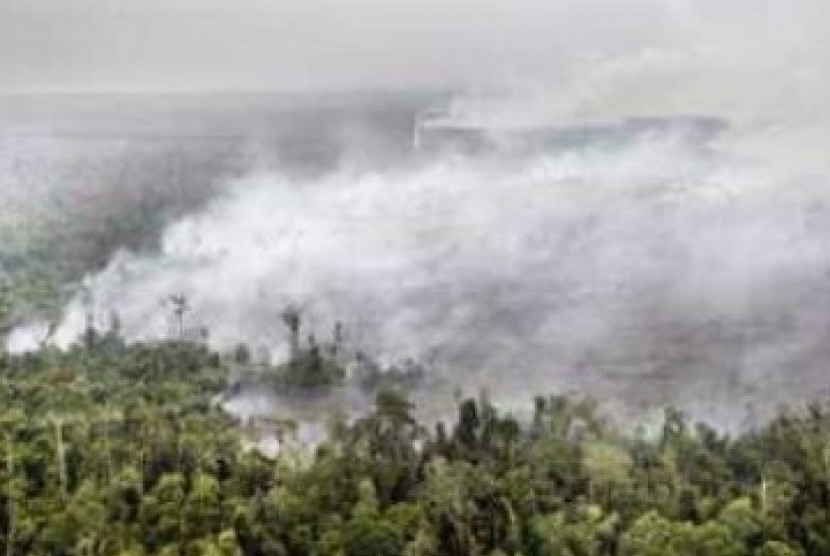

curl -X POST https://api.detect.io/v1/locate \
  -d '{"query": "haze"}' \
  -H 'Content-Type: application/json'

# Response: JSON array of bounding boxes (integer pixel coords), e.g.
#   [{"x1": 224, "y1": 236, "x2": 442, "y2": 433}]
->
[
  {"x1": 3, "y1": 0, "x2": 830, "y2": 429},
  {"x1": 3, "y1": 0, "x2": 820, "y2": 94}
]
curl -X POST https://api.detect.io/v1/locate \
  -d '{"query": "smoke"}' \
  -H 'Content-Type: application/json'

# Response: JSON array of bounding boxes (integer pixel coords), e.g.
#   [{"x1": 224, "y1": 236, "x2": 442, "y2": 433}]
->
[
  {"x1": 0, "y1": 122, "x2": 239, "y2": 331},
  {"x1": 25, "y1": 131, "x2": 830, "y2": 417},
  {"x1": 7, "y1": 0, "x2": 830, "y2": 425},
  {"x1": 0, "y1": 93, "x2": 429, "y2": 327}
]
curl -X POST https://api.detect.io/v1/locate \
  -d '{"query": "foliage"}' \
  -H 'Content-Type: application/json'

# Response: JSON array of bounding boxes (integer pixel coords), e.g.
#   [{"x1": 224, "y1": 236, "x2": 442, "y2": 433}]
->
[{"x1": 0, "y1": 336, "x2": 828, "y2": 555}]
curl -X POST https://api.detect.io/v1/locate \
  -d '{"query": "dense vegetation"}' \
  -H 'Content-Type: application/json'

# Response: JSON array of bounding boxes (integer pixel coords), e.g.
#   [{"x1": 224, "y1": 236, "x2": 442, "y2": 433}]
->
[{"x1": 0, "y1": 330, "x2": 829, "y2": 556}]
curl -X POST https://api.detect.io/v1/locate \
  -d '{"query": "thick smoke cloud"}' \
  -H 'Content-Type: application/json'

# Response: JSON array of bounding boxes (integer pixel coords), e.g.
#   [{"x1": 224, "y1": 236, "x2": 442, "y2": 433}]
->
[
  {"x1": 5, "y1": 0, "x2": 830, "y2": 426},
  {"x1": 23, "y1": 135, "x2": 830, "y2": 424}
]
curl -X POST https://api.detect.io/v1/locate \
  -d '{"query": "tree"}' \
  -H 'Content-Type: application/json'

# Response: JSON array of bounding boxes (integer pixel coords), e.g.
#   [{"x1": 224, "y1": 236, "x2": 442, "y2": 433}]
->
[
  {"x1": 756, "y1": 540, "x2": 804, "y2": 556},
  {"x1": 620, "y1": 511, "x2": 679, "y2": 556},
  {"x1": 167, "y1": 294, "x2": 189, "y2": 340},
  {"x1": 582, "y1": 440, "x2": 633, "y2": 505}
]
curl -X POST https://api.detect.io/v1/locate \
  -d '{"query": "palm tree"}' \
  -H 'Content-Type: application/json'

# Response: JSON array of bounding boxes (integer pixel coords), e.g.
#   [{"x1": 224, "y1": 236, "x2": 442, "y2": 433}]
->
[{"x1": 167, "y1": 294, "x2": 189, "y2": 340}]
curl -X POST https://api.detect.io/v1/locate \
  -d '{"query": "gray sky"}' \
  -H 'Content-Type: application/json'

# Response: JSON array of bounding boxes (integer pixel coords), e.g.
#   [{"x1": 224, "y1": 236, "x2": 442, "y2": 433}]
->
[
  {"x1": 2, "y1": 0, "x2": 824, "y2": 94},
  {"x1": 0, "y1": 0, "x2": 672, "y2": 94}
]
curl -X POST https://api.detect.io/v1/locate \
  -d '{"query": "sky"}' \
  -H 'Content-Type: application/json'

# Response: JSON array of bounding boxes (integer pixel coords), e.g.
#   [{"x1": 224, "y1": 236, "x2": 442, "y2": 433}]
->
[
  {"x1": 0, "y1": 0, "x2": 693, "y2": 94},
  {"x1": 3, "y1": 0, "x2": 825, "y2": 95}
]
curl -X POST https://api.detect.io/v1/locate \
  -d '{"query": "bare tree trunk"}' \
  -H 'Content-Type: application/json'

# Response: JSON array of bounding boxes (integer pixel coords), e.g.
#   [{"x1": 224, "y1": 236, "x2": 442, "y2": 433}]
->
[
  {"x1": 760, "y1": 476, "x2": 768, "y2": 515},
  {"x1": 5, "y1": 434, "x2": 14, "y2": 556},
  {"x1": 51, "y1": 417, "x2": 67, "y2": 499},
  {"x1": 102, "y1": 414, "x2": 113, "y2": 487}
]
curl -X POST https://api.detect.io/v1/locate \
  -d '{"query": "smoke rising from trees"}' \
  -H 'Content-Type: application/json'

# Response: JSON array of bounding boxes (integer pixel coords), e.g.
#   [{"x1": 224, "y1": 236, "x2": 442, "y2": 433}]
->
[{"x1": 3, "y1": 0, "x2": 830, "y2": 425}]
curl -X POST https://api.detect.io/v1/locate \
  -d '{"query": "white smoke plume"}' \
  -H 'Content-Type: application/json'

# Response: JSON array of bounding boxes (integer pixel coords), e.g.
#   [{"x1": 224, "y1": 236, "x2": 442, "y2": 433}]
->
[{"x1": 8, "y1": 0, "x2": 830, "y2": 425}]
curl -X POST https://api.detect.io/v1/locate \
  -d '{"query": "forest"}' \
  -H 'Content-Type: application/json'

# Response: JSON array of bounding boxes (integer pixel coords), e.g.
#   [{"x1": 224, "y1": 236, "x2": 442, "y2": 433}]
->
[
  {"x1": 0, "y1": 325, "x2": 827, "y2": 556},
  {"x1": 3, "y1": 0, "x2": 829, "y2": 554}
]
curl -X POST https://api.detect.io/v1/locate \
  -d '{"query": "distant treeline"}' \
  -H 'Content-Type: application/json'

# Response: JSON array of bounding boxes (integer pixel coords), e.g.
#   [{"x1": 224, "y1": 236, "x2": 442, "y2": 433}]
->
[{"x1": 0, "y1": 335, "x2": 826, "y2": 556}]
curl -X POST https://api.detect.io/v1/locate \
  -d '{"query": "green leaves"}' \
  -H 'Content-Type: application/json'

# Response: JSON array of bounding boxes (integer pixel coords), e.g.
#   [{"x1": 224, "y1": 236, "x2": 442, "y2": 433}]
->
[{"x1": 1, "y1": 340, "x2": 830, "y2": 556}]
